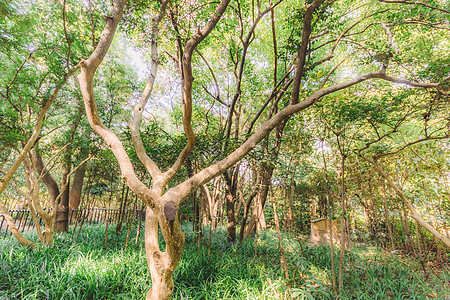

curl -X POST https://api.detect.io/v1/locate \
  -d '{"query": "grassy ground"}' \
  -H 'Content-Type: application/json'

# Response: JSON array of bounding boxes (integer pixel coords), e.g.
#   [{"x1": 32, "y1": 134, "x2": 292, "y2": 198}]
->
[{"x1": 0, "y1": 223, "x2": 449, "y2": 299}]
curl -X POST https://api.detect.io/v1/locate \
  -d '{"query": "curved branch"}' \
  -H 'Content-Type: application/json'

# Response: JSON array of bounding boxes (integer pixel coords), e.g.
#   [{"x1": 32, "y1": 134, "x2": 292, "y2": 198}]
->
[
  {"x1": 77, "y1": 0, "x2": 158, "y2": 207},
  {"x1": 164, "y1": 0, "x2": 232, "y2": 181},
  {"x1": 172, "y1": 71, "x2": 441, "y2": 201},
  {"x1": 223, "y1": 0, "x2": 283, "y2": 144},
  {"x1": 0, "y1": 64, "x2": 79, "y2": 199},
  {"x1": 129, "y1": 0, "x2": 169, "y2": 185},
  {"x1": 366, "y1": 157, "x2": 450, "y2": 249}
]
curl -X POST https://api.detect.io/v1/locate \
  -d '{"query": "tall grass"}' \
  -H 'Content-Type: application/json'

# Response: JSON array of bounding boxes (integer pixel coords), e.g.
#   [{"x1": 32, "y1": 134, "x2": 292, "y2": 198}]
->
[{"x1": 0, "y1": 224, "x2": 449, "y2": 299}]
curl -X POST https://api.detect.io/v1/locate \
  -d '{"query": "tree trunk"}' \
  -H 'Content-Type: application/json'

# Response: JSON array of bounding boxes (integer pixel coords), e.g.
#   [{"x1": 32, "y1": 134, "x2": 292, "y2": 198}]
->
[
  {"x1": 145, "y1": 202, "x2": 185, "y2": 300},
  {"x1": 322, "y1": 144, "x2": 336, "y2": 292},
  {"x1": 239, "y1": 190, "x2": 257, "y2": 243},
  {"x1": 273, "y1": 202, "x2": 290, "y2": 283},
  {"x1": 381, "y1": 178, "x2": 395, "y2": 250},
  {"x1": 54, "y1": 164, "x2": 70, "y2": 232},
  {"x1": 69, "y1": 162, "x2": 86, "y2": 209},
  {"x1": 225, "y1": 189, "x2": 237, "y2": 243},
  {"x1": 116, "y1": 185, "x2": 129, "y2": 233},
  {"x1": 224, "y1": 169, "x2": 238, "y2": 243},
  {"x1": 338, "y1": 154, "x2": 346, "y2": 294},
  {"x1": 245, "y1": 165, "x2": 273, "y2": 237}
]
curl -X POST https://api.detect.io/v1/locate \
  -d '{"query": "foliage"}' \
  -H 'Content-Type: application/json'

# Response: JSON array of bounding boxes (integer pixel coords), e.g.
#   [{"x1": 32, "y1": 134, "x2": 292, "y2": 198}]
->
[{"x1": 1, "y1": 224, "x2": 449, "y2": 299}]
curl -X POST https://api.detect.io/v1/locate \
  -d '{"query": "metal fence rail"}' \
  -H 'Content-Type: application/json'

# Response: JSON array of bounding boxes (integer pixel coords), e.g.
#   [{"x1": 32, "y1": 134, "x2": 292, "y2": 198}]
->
[{"x1": 0, "y1": 208, "x2": 145, "y2": 238}]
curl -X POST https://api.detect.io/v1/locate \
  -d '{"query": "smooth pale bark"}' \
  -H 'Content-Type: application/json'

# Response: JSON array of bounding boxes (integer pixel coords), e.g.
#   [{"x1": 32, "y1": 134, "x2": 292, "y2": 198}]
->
[
  {"x1": 54, "y1": 164, "x2": 70, "y2": 232},
  {"x1": 77, "y1": 0, "x2": 231, "y2": 298},
  {"x1": 22, "y1": 157, "x2": 54, "y2": 245},
  {"x1": 0, "y1": 201, "x2": 34, "y2": 247}
]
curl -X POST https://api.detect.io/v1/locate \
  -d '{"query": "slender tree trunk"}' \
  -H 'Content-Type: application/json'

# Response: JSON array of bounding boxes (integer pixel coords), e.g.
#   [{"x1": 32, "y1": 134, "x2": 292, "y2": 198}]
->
[
  {"x1": 245, "y1": 165, "x2": 273, "y2": 237},
  {"x1": 104, "y1": 203, "x2": 111, "y2": 247},
  {"x1": 135, "y1": 204, "x2": 145, "y2": 244},
  {"x1": 239, "y1": 190, "x2": 257, "y2": 243},
  {"x1": 273, "y1": 202, "x2": 290, "y2": 284},
  {"x1": 322, "y1": 144, "x2": 336, "y2": 292},
  {"x1": 224, "y1": 170, "x2": 238, "y2": 243},
  {"x1": 338, "y1": 154, "x2": 346, "y2": 294},
  {"x1": 226, "y1": 189, "x2": 237, "y2": 243},
  {"x1": 125, "y1": 196, "x2": 137, "y2": 251},
  {"x1": 116, "y1": 185, "x2": 129, "y2": 233},
  {"x1": 370, "y1": 158, "x2": 450, "y2": 249},
  {"x1": 287, "y1": 179, "x2": 295, "y2": 234},
  {"x1": 54, "y1": 164, "x2": 70, "y2": 232},
  {"x1": 381, "y1": 178, "x2": 395, "y2": 250}
]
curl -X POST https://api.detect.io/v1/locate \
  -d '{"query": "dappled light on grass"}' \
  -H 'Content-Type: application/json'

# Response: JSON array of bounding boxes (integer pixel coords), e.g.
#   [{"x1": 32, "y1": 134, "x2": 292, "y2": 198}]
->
[{"x1": 0, "y1": 223, "x2": 449, "y2": 299}]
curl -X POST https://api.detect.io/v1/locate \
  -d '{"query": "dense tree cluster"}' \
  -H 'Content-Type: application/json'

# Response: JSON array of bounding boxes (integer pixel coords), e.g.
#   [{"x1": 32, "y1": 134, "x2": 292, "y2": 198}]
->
[{"x1": 1, "y1": 0, "x2": 449, "y2": 298}]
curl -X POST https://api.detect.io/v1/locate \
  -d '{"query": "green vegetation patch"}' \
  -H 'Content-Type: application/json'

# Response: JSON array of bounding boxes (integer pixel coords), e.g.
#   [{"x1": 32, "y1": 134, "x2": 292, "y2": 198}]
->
[{"x1": 0, "y1": 224, "x2": 449, "y2": 299}]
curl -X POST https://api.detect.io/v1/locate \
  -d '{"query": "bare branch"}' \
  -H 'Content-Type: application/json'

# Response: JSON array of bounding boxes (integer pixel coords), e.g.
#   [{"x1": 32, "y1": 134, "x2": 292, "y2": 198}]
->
[
  {"x1": 166, "y1": 0, "x2": 232, "y2": 180},
  {"x1": 77, "y1": 0, "x2": 159, "y2": 207},
  {"x1": 129, "y1": 0, "x2": 170, "y2": 186}
]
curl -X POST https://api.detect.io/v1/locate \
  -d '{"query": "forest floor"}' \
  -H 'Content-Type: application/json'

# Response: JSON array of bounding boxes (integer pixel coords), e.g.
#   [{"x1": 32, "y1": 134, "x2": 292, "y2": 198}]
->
[{"x1": 0, "y1": 223, "x2": 449, "y2": 299}]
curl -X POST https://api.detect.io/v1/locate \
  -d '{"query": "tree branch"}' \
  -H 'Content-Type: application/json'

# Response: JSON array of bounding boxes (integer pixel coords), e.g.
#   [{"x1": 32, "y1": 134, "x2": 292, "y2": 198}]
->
[{"x1": 173, "y1": 71, "x2": 442, "y2": 201}]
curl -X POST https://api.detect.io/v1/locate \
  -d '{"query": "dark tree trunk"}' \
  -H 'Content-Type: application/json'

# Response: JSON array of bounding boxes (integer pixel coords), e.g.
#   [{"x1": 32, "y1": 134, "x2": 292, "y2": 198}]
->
[
  {"x1": 245, "y1": 164, "x2": 274, "y2": 237},
  {"x1": 69, "y1": 162, "x2": 86, "y2": 209},
  {"x1": 31, "y1": 149, "x2": 60, "y2": 203},
  {"x1": 116, "y1": 184, "x2": 129, "y2": 233},
  {"x1": 224, "y1": 169, "x2": 238, "y2": 243}
]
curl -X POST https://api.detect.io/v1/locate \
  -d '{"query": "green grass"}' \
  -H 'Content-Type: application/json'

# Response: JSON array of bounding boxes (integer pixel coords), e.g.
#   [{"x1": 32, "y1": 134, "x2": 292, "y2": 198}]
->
[{"x1": 0, "y1": 224, "x2": 449, "y2": 299}]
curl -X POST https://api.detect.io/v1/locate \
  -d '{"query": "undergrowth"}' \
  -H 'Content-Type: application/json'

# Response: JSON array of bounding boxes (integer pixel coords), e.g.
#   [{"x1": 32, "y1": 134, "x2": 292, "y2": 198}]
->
[{"x1": 0, "y1": 224, "x2": 449, "y2": 299}]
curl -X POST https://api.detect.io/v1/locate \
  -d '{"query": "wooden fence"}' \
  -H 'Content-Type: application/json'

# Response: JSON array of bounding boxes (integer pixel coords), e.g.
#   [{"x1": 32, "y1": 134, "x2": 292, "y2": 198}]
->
[{"x1": 0, "y1": 208, "x2": 145, "y2": 238}]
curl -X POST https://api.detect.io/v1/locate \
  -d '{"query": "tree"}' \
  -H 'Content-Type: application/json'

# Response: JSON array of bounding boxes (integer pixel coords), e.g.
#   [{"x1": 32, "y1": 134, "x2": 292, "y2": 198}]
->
[{"x1": 17, "y1": 0, "x2": 448, "y2": 298}]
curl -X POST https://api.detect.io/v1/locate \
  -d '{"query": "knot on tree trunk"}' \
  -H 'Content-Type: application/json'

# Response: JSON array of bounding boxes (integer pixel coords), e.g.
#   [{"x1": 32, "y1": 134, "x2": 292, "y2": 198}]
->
[
  {"x1": 153, "y1": 250, "x2": 171, "y2": 273},
  {"x1": 164, "y1": 200, "x2": 177, "y2": 221}
]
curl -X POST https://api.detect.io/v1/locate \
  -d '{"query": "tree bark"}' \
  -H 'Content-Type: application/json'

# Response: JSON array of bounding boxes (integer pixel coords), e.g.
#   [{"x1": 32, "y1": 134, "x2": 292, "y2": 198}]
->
[
  {"x1": 381, "y1": 177, "x2": 396, "y2": 250},
  {"x1": 69, "y1": 162, "x2": 86, "y2": 209},
  {"x1": 338, "y1": 154, "x2": 346, "y2": 294},
  {"x1": 54, "y1": 164, "x2": 70, "y2": 232},
  {"x1": 273, "y1": 202, "x2": 290, "y2": 283},
  {"x1": 322, "y1": 142, "x2": 336, "y2": 292},
  {"x1": 145, "y1": 202, "x2": 185, "y2": 300}
]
